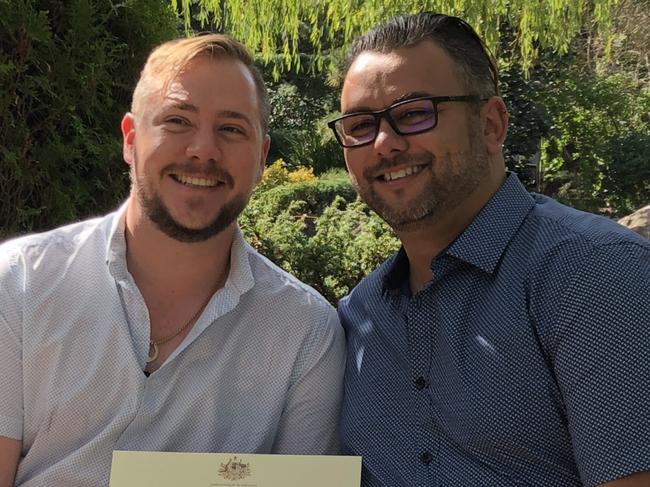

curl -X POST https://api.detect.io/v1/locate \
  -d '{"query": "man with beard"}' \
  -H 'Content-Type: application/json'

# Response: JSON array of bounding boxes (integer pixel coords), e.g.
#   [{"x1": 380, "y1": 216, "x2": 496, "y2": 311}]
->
[
  {"x1": 0, "y1": 34, "x2": 344, "y2": 487},
  {"x1": 328, "y1": 12, "x2": 650, "y2": 487}
]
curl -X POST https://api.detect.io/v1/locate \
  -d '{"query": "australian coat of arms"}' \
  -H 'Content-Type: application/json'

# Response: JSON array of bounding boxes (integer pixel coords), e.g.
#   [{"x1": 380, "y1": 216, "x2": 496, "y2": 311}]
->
[{"x1": 218, "y1": 456, "x2": 252, "y2": 481}]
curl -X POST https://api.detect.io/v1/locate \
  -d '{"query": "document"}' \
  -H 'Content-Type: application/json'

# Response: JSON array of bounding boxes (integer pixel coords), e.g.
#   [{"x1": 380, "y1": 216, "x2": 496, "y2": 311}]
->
[{"x1": 110, "y1": 450, "x2": 361, "y2": 487}]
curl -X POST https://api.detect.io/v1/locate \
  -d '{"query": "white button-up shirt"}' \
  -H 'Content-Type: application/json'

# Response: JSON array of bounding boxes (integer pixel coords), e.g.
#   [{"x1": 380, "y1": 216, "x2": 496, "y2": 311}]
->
[{"x1": 0, "y1": 204, "x2": 345, "y2": 487}]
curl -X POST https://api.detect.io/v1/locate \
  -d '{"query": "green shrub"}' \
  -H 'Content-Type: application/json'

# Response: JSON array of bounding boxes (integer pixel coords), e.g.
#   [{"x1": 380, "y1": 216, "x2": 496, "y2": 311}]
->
[
  {"x1": 248, "y1": 176, "x2": 356, "y2": 219},
  {"x1": 266, "y1": 80, "x2": 344, "y2": 173},
  {"x1": 537, "y1": 70, "x2": 650, "y2": 215},
  {"x1": 0, "y1": 0, "x2": 178, "y2": 239},
  {"x1": 241, "y1": 174, "x2": 399, "y2": 303},
  {"x1": 309, "y1": 196, "x2": 400, "y2": 300},
  {"x1": 499, "y1": 62, "x2": 550, "y2": 190}
]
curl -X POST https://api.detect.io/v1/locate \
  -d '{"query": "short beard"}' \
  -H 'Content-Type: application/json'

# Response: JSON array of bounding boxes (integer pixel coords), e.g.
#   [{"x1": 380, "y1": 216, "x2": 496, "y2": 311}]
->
[
  {"x1": 133, "y1": 161, "x2": 246, "y2": 243},
  {"x1": 353, "y1": 118, "x2": 489, "y2": 232},
  {"x1": 355, "y1": 152, "x2": 438, "y2": 232},
  {"x1": 138, "y1": 188, "x2": 246, "y2": 243}
]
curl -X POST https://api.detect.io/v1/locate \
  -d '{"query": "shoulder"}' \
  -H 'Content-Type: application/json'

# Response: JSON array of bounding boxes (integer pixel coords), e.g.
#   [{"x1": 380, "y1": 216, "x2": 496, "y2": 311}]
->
[
  {"x1": 0, "y1": 213, "x2": 116, "y2": 286},
  {"x1": 1, "y1": 214, "x2": 113, "y2": 259},
  {"x1": 243, "y1": 244, "x2": 345, "y2": 369},
  {"x1": 0, "y1": 214, "x2": 116, "y2": 339},
  {"x1": 527, "y1": 194, "x2": 648, "y2": 251},
  {"x1": 522, "y1": 195, "x2": 649, "y2": 285},
  {"x1": 245, "y1": 243, "x2": 336, "y2": 317},
  {"x1": 522, "y1": 196, "x2": 649, "y2": 346}
]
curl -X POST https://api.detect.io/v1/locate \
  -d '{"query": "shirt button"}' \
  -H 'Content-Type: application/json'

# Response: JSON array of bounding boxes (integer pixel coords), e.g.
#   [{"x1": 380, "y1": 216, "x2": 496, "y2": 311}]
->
[
  {"x1": 414, "y1": 376, "x2": 427, "y2": 390},
  {"x1": 419, "y1": 451, "x2": 433, "y2": 464}
]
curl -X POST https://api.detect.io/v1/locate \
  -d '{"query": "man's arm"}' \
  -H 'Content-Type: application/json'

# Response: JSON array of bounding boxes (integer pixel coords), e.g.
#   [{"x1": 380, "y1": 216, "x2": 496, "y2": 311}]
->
[
  {"x1": 0, "y1": 436, "x2": 21, "y2": 487},
  {"x1": 271, "y1": 307, "x2": 346, "y2": 454},
  {"x1": 0, "y1": 246, "x2": 24, "y2": 487},
  {"x1": 551, "y1": 240, "x2": 650, "y2": 486},
  {"x1": 601, "y1": 471, "x2": 650, "y2": 486}
]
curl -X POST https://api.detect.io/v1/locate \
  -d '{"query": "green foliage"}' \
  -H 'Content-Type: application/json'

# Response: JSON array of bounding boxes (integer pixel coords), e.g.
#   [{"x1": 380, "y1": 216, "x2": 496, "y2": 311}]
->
[
  {"x1": 185, "y1": 0, "x2": 619, "y2": 76},
  {"x1": 309, "y1": 197, "x2": 400, "y2": 300},
  {"x1": 281, "y1": 117, "x2": 345, "y2": 175},
  {"x1": 537, "y1": 69, "x2": 650, "y2": 214},
  {"x1": 0, "y1": 0, "x2": 178, "y2": 239},
  {"x1": 241, "y1": 171, "x2": 399, "y2": 303},
  {"x1": 499, "y1": 62, "x2": 550, "y2": 189},
  {"x1": 248, "y1": 174, "x2": 357, "y2": 219},
  {"x1": 266, "y1": 80, "x2": 344, "y2": 173}
]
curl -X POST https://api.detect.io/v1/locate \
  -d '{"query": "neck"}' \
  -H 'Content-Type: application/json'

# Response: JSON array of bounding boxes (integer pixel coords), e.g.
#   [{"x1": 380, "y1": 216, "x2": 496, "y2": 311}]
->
[
  {"x1": 398, "y1": 167, "x2": 506, "y2": 294},
  {"x1": 124, "y1": 198, "x2": 234, "y2": 297}
]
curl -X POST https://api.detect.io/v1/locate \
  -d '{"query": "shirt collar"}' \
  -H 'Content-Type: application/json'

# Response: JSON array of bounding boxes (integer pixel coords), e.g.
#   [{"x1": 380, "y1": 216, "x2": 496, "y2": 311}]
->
[
  {"x1": 104, "y1": 201, "x2": 255, "y2": 295},
  {"x1": 105, "y1": 201, "x2": 129, "y2": 280},
  {"x1": 382, "y1": 173, "x2": 535, "y2": 291},
  {"x1": 446, "y1": 173, "x2": 535, "y2": 274}
]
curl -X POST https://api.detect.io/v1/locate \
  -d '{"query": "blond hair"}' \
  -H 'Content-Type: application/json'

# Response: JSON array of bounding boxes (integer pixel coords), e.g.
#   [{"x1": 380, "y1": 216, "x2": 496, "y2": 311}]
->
[{"x1": 131, "y1": 34, "x2": 269, "y2": 132}]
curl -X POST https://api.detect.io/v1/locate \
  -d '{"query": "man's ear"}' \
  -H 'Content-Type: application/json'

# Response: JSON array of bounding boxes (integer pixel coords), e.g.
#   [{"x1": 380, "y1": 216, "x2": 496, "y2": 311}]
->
[
  {"x1": 481, "y1": 97, "x2": 509, "y2": 156},
  {"x1": 121, "y1": 113, "x2": 136, "y2": 166},
  {"x1": 256, "y1": 134, "x2": 271, "y2": 183}
]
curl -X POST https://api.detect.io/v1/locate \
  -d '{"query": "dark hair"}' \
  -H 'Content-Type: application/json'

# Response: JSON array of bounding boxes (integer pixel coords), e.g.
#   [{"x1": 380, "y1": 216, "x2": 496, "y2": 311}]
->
[{"x1": 345, "y1": 12, "x2": 499, "y2": 97}]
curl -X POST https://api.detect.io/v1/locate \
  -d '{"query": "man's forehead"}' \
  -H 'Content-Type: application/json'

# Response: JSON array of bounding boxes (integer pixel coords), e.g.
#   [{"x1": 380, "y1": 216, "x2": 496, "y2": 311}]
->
[
  {"x1": 163, "y1": 81, "x2": 191, "y2": 102},
  {"x1": 341, "y1": 42, "x2": 460, "y2": 110},
  {"x1": 157, "y1": 58, "x2": 255, "y2": 108},
  {"x1": 345, "y1": 51, "x2": 405, "y2": 87}
]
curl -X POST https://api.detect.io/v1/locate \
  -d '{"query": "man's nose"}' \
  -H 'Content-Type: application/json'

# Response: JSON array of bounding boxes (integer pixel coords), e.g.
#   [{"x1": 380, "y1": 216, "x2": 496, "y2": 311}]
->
[
  {"x1": 373, "y1": 118, "x2": 408, "y2": 157},
  {"x1": 186, "y1": 126, "x2": 222, "y2": 163}
]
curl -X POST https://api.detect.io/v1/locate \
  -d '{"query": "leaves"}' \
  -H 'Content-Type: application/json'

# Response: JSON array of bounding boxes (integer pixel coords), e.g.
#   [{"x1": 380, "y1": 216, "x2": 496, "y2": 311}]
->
[
  {"x1": 183, "y1": 0, "x2": 620, "y2": 76},
  {"x1": 0, "y1": 0, "x2": 179, "y2": 239},
  {"x1": 241, "y1": 168, "x2": 399, "y2": 303}
]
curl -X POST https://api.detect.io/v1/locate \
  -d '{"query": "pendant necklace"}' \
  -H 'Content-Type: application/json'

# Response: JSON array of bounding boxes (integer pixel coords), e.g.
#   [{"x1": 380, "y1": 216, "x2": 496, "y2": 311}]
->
[{"x1": 146, "y1": 278, "x2": 223, "y2": 363}]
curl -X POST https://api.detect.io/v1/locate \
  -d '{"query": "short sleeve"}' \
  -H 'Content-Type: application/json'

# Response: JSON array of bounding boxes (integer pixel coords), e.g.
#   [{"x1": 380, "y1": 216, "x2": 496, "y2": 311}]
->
[
  {"x1": 0, "y1": 244, "x2": 24, "y2": 440},
  {"x1": 553, "y1": 241, "x2": 650, "y2": 486},
  {"x1": 270, "y1": 306, "x2": 345, "y2": 454}
]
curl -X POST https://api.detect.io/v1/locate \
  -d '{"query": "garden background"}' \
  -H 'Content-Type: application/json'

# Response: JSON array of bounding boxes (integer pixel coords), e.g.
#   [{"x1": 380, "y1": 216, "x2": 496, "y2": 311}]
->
[{"x1": 1, "y1": 0, "x2": 649, "y2": 303}]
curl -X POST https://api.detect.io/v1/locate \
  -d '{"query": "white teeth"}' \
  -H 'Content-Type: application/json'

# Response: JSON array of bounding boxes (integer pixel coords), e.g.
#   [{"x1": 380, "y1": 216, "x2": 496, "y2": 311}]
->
[
  {"x1": 175, "y1": 174, "x2": 218, "y2": 187},
  {"x1": 383, "y1": 165, "x2": 423, "y2": 181}
]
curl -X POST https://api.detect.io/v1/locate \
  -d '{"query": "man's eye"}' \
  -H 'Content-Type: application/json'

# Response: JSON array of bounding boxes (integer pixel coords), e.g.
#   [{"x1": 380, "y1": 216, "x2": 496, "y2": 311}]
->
[
  {"x1": 165, "y1": 117, "x2": 190, "y2": 127},
  {"x1": 395, "y1": 109, "x2": 433, "y2": 125},
  {"x1": 220, "y1": 125, "x2": 246, "y2": 135},
  {"x1": 346, "y1": 118, "x2": 376, "y2": 136}
]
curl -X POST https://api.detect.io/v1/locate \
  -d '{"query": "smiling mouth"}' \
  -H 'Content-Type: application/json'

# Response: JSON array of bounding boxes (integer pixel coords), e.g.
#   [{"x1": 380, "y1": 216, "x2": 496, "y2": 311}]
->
[
  {"x1": 171, "y1": 174, "x2": 222, "y2": 188},
  {"x1": 380, "y1": 164, "x2": 426, "y2": 182}
]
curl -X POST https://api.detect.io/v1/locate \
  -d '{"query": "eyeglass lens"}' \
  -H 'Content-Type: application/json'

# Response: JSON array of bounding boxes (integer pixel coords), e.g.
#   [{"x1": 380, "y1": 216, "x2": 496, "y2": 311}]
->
[{"x1": 336, "y1": 99, "x2": 437, "y2": 146}]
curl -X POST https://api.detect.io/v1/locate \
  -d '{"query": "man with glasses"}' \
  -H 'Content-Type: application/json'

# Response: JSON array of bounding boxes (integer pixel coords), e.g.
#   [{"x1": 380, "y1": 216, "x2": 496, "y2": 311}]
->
[{"x1": 330, "y1": 12, "x2": 650, "y2": 487}]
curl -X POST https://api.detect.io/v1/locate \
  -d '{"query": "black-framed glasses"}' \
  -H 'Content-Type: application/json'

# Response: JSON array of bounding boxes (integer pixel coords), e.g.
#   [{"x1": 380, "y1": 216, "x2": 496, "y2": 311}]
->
[{"x1": 328, "y1": 95, "x2": 486, "y2": 148}]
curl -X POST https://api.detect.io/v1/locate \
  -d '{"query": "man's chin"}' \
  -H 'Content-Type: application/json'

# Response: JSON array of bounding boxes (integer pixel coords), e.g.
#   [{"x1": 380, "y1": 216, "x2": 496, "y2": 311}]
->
[
  {"x1": 145, "y1": 199, "x2": 244, "y2": 244},
  {"x1": 383, "y1": 210, "x2": 437, "y2": 233},
  {"x1": 154, "y1": 219, "x2": 229, "y2": 243},
  {"x1": 363, "y1": 194, "x2": 438, "y2": 233}
]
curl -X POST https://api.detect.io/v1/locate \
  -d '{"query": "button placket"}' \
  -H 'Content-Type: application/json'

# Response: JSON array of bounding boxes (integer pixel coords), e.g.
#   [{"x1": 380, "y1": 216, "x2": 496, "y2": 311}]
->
[
  {"x1": 406, "y1": 293, "x2": 433, "y2": 393},
  {"x1": 405, "y1": 288, "x2": 437, "y2": 484}
]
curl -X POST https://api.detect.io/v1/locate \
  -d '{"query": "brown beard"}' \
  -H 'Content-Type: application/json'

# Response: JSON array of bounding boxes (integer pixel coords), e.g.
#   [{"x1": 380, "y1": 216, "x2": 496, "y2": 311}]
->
[
  {"x1": 352, "y1": 117, "x2": 489, "y2": 232},
  {"x1": 132, "y1": 157, "x2": 247, "y2": 243}
]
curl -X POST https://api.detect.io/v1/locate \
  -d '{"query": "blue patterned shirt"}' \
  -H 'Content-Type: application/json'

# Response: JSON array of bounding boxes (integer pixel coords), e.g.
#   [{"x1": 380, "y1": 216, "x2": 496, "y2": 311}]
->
[{"x1": 339, "y1": 174, "x2": 650, "y2": 487}]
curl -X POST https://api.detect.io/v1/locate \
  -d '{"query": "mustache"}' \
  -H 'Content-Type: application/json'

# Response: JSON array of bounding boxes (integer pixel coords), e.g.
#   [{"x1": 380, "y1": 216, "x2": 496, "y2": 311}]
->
[
  {"x1": 363, "y1": 153, "x2": 434, "y2": 179},
  {"x1": 164, "y1": 162, "x2": 234, "y2": 187}
]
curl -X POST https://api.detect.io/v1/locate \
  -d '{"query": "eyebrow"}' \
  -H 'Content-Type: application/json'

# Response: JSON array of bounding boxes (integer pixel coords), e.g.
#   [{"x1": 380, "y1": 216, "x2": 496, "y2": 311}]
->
[
  {"x1": 343, "y1": 91, "x2": 432, "y2": 115},
  {"x1": 217, "y1": 110, "x2": 253, "y2": 126},
  {"x1": 162, "y1": 101, "x2": 199, "y2": 113},
  {"x1": 161, "y1": 103, "x2": 253, "y2": 126}
]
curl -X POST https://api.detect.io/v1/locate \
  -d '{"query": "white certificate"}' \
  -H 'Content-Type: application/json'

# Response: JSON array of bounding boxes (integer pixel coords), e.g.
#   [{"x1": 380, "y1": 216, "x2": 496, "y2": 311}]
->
[{"x1": 110, "y1": 450, "x2": 361, "y2": 487}]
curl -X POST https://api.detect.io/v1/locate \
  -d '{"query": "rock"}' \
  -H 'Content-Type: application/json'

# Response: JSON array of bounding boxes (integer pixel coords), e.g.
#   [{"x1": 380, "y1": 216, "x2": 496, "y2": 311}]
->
[{"x1": 618, "y1": 205, "x2": 650, "y2": 240}]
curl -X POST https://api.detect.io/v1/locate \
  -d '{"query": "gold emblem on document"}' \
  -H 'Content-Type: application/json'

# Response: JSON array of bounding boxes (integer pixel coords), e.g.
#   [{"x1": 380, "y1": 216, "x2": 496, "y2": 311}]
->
[{"x1": 218, "y1": 456, "x2": 251, "y2": 481}]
